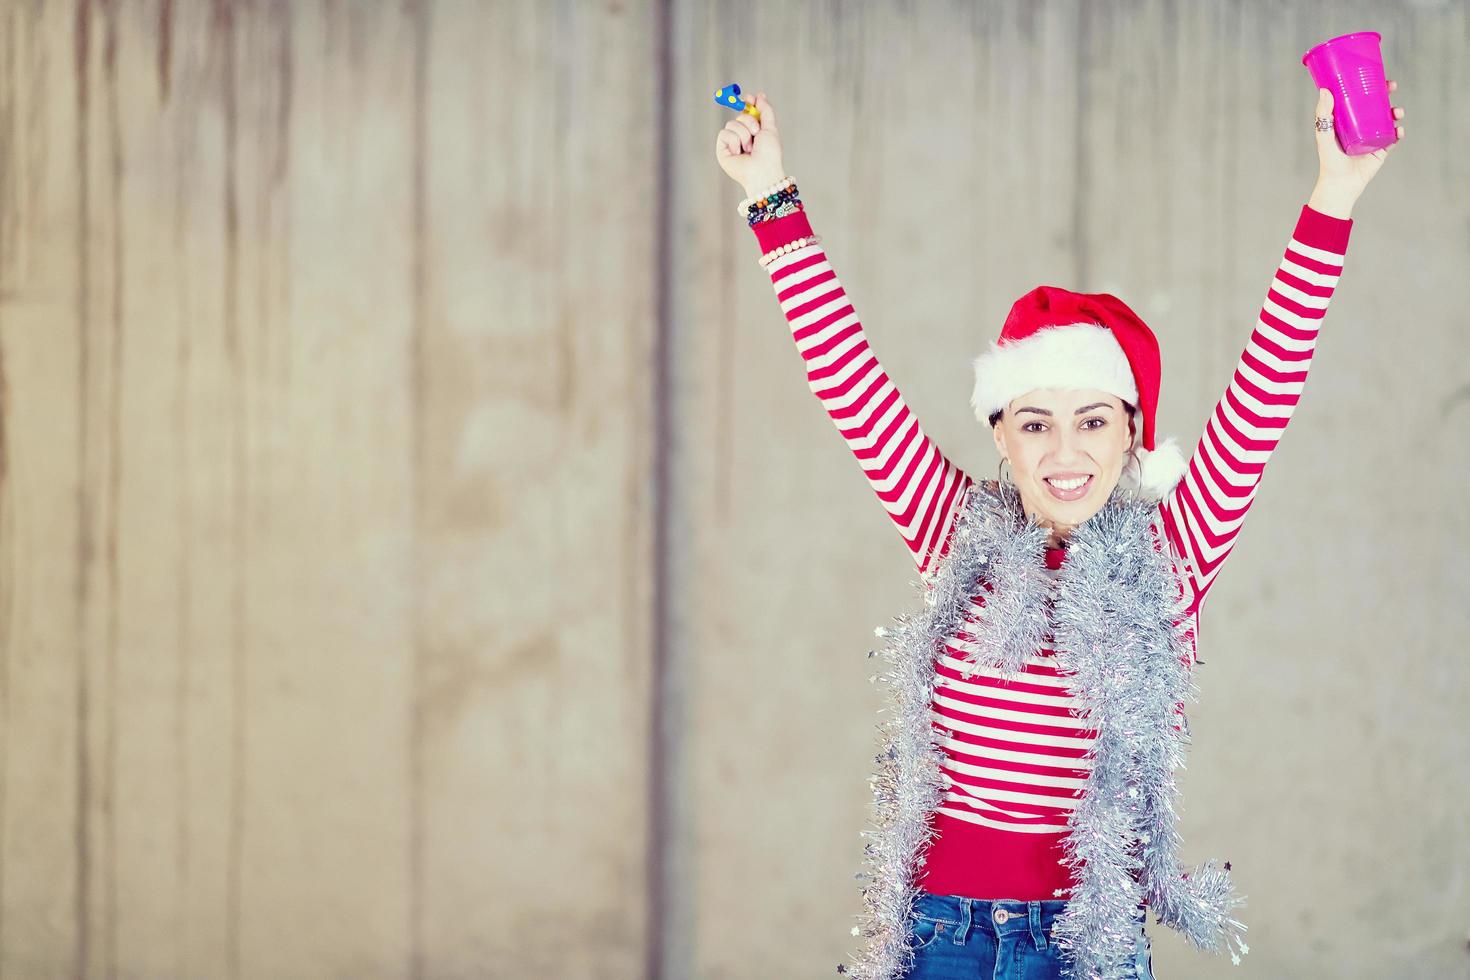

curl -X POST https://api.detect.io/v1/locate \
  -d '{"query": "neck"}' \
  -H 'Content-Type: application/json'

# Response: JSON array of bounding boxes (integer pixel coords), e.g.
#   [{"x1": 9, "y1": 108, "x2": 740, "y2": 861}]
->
[
  {"x1": 997, "y1": 481, "x2": 1076, "y2": 548},
  {"x1": 1029, "y1": 510, "x2": 1074, "y2": 548}
]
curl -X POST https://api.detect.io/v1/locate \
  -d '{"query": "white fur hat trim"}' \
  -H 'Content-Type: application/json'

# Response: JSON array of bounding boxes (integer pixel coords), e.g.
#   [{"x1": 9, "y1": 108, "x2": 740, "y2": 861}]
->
[{"x1": 970, "y1": 322, "x2": 1138, "y2": 422}]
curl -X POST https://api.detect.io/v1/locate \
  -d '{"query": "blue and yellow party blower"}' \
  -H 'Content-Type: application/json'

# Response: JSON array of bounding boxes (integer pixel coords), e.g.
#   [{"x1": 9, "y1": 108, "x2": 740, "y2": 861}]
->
[{"x1": 714, "y1": 83, "x2": 760, "y2": 120}]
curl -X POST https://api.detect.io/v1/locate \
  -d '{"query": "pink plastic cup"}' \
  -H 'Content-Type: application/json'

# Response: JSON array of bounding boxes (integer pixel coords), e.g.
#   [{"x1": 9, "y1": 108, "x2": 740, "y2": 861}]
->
[{"x1": 1301, "y1": 31, "x2": 1397, "y2": 155}]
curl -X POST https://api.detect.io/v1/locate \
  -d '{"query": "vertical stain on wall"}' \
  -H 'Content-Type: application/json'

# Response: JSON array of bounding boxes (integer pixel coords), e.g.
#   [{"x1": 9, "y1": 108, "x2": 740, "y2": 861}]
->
[
  {"x1": 0, "y1": 337, "x2": 7, "y2": 968},
  {"x1": 170, "y1": 42, "x2": 195, "y2": 970},
  {"x1": 208, "y1": 1, "x2": 244, "y2": 978},
  {"x1": 0, "y1": 310, "x2": 6, "y2": 490},
  {"x1": 251, "y1": 2, "x2": 290, "y2": 414},
  {"x1": 648, "y1": 0, "x2": 673, "y2": 976},
  {"x1": 407, "y1": 1, "x2": 430, "y2": 977},
  {"x1": 273, "y1": 1, "x2": 292, "y2": 190},
  {"x1": 156, "y1": 0, "x2": 172, "y2": 104},
  {"x1": 99, "y1": 1, "x2": 124, "y2": 976},
  {"x1": 71, "y1": 0, "x2": 93, "y2": 976},
  {"x1": 1219, "y1": 0, "x2": 1239, "y2": 376},
  {"x1": 1072, "y1": 0, "x2": 1092, "y2": 288},
  {"x1": 0, "y1": 5, "x2": 14, "y2": 290}
]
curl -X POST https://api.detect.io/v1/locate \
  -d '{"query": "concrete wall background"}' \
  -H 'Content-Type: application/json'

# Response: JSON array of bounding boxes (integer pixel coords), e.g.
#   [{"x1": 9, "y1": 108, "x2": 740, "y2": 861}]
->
[{"x1": 0, "y1": 1, "x2": 1464, "y2": 978}]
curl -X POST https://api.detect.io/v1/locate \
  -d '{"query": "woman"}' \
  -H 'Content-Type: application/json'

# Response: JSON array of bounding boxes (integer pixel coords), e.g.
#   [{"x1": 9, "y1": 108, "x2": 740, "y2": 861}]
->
[{"x1": 714, "y1": 83, "x2": 1403, "y2": 980}]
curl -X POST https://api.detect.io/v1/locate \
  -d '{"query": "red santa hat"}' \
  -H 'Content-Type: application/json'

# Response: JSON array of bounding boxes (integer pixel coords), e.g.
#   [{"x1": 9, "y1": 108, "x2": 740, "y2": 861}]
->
[{"x1": 970, "y1": 285, "x2": 1188, "y2": 501}]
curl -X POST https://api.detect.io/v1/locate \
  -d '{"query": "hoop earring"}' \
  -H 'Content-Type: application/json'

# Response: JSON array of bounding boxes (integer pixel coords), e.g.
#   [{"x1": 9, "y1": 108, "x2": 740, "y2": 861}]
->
[
  {"x1": 998, "y1": 457, "x2": 1014, "y2": 488},
  {"x1": 1123, "y1": 447, "x2": 1141, "y2": 488}
]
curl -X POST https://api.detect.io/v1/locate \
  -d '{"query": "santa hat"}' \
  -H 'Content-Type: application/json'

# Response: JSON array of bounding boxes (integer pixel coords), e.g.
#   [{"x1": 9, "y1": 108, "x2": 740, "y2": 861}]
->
[{"x1": 970, "y1": 285, "x2": 1187, "y2": 501}]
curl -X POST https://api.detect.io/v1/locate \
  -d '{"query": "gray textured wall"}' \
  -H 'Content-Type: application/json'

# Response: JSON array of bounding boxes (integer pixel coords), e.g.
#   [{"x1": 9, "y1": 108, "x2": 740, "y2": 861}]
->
[{"x1": 0, "y1": 1, "x2": 1465, "y2": 979}]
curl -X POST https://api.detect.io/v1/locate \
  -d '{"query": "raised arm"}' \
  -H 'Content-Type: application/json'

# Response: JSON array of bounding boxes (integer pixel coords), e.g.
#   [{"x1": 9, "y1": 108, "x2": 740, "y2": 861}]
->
[
  {"x1": 1159, "y1": 81, "x2": 1404, "y2": 620},
  {"x1": 1158, "y1": 202, "x2": 1351, "y2": 614},
  {"x1": 716, "y1": 91, "x2": 974, "y2": 576},
  {"x1": 752, "y1": 208, "x2": 974, "y2": 576}
]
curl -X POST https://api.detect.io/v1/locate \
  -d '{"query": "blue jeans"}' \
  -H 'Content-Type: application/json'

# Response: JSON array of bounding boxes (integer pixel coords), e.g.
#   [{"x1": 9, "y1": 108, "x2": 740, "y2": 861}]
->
[{"x1": 895, "y1": 890, "x2": 1155, "y2": 980}]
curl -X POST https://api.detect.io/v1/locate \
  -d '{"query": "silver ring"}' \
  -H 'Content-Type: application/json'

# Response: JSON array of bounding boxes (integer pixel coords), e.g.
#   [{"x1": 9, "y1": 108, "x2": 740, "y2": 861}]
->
[{"x1": 1314, "y1": 116, "x2": 1334, "y2": 132}]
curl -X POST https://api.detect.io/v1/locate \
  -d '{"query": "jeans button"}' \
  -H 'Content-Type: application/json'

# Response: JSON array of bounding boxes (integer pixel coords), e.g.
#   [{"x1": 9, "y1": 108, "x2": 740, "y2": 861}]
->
[{"x1": 993, "y1": 909, "x2": 1009, "y2": 924}]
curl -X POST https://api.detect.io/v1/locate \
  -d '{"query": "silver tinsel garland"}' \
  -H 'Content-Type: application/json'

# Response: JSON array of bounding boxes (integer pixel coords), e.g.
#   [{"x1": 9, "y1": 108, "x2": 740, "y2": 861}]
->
[{"x1": 837, "y1": 479, "x2": 1249, "y2": 980}]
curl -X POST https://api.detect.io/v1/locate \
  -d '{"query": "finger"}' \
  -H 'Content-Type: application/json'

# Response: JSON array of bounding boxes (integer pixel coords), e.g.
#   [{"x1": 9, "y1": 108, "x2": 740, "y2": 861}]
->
[
  {"x1": 732, "y1": 111, "x2": 760, "y2": 138},
  {"x1": 1392, "y1": 105, "x2": 1404, "y2": 119},
  {"x1": 1388, "y1": 79, "x2": 1397, "y2": 92},
  {"x1": 1312, "y1": 88, "x2": 1343, "y2": 158},
  {"x1": 725, "y1": 119, "x2": 752, "y2": 152},
  {"x1": 721, "y1": 127, "x2": 748, "y2": 156},
  {"x1": 754, "y1": 92, "x2": 778, "y2": 133},
  {"x1": 716, "y1": 129, "x2": 742, "y2": 158}
]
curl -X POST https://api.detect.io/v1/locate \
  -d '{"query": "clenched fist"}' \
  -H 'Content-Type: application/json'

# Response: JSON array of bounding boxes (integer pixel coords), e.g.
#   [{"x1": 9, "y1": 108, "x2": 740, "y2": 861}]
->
[{"x1": 714, "y1": 91, "x2": 787, "y2": 198}]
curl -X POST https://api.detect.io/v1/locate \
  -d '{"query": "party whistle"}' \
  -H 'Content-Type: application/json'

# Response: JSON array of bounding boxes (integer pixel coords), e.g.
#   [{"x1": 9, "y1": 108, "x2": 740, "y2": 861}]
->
[{"x1": 714, "y1": 83, "x2": 760, "y2": 119}]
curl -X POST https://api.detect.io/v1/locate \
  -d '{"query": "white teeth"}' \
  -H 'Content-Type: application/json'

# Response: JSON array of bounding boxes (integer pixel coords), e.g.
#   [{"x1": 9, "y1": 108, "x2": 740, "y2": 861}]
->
[{"x1": 1046, "y1": 476, "x2": 1089, "y2": 491}]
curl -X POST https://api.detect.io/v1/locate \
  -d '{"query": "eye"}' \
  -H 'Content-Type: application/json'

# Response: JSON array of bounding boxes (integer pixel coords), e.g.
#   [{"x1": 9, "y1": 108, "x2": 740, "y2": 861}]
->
[
  {"x1": 1022, "y1": 422, "x2": 1046, "y2": 433},
  {"x1": 1083, "y1": 417, "x2": 1107, "y2": 430}
]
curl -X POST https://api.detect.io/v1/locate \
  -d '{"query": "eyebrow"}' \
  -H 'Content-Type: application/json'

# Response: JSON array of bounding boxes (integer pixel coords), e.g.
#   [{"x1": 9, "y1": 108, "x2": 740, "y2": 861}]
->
[{"x1": 1014, "y1": 402, "x2": 1115, "y2": 417}]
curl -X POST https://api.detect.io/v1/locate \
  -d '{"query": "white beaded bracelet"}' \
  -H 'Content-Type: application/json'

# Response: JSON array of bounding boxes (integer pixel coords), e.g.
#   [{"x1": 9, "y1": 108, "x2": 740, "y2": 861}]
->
[
  {"x1": 737, "y1": 175, "x2": 796, "y2": 213},
  {"x1": 757, "y1": 234, "x2": 822, "y2": 269},
  {"x1": 736, "y1": 175, "x2": 797, "y2": 217}
]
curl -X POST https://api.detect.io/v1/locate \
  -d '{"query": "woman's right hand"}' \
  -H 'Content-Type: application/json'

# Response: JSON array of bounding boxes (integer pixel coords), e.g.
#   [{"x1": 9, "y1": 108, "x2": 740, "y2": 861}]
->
[{"x1": 714, "y1": 91, "x2": 787, "y2": 198}]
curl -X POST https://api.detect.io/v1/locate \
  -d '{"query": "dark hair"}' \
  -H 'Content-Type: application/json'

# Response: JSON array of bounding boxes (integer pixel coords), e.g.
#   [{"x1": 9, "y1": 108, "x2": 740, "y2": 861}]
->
[{"x1": 988, "y1": 400, "x2": 1137, "y2": 428}]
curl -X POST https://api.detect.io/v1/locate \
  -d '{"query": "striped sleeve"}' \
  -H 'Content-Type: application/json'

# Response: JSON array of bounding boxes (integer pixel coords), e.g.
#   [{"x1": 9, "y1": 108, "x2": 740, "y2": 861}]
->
[
  {"x1": 1159, "y1": 203, "x2": 1353, "y2": 614},
  {"x1": 751, "y1": 208, "x2": 974, "y2": 577}
]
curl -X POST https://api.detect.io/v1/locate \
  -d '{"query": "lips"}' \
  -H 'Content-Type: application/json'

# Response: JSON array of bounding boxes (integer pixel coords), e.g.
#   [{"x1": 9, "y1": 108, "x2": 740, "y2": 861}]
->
[{"x1": 1043, "y1": 474, "x2": 1093, "y2": 501}]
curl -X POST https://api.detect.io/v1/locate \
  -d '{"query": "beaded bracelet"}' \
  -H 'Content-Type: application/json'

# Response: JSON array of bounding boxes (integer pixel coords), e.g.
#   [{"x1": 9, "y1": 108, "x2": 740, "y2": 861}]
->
[
  {"x1": 757, "y1": 234, "x2": 822, "y2": 269},
  {"x1": 736, "y1": 175, "x2": 797, "y2": 216},
  {"x1": 741, "y1": 178, "x2": 803, "y2": 227},
  {"x1": 746, "y1": 192, "x2": 802, "y2": 227},
  {"x1": 746, "y1": 188, "x2": 801, "y2": 226},
  {"x1": 756, "y1": 199, "x2": 804, "y2": 224}
]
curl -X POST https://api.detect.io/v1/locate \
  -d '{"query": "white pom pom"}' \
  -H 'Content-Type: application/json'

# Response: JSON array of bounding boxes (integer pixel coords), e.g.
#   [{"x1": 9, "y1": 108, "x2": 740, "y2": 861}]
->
[{"x1": 1134, "y1": 435, "x2": 1188, "y2": 500}]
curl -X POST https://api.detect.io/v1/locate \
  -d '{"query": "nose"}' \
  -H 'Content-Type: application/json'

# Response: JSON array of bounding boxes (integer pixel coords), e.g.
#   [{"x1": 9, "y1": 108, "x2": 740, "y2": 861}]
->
[{"x1": 1048, "y1": 426, "x2": 1089, "y2": 463}]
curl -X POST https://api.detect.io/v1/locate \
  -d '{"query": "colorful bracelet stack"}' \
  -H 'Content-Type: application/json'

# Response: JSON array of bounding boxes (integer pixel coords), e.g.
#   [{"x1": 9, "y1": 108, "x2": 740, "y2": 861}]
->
[
  {"x1": 738, "y1": 175, "x2": 819, "y2": 267},
  {"x1": 739, "y1": 176, "x2": 803, "y2": 227}
]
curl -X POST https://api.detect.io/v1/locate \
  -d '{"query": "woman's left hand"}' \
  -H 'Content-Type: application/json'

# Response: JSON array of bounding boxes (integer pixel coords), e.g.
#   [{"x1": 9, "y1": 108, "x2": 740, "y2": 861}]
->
[{"x1": 1314, "y1": 80, "x2": 1404, "y2": 200}]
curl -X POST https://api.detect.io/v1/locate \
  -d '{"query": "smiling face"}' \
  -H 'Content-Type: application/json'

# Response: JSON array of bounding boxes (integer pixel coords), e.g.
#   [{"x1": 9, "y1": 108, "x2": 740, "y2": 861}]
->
[{"x1": 990, "y1": 387, "x2": 1136, "y2": 541}]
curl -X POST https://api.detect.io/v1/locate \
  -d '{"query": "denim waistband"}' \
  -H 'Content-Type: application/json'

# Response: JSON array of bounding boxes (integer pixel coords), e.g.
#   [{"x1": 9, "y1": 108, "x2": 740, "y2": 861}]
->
[{"x1": 911, "y1": 889, "x2": 1147, "y2": 950}]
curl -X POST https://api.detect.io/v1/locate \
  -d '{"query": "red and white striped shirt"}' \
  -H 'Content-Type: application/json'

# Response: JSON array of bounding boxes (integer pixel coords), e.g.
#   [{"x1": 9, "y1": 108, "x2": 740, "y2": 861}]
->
[{"x1": 752, "y1": 203, "x2": 1352, "y2": 900}]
